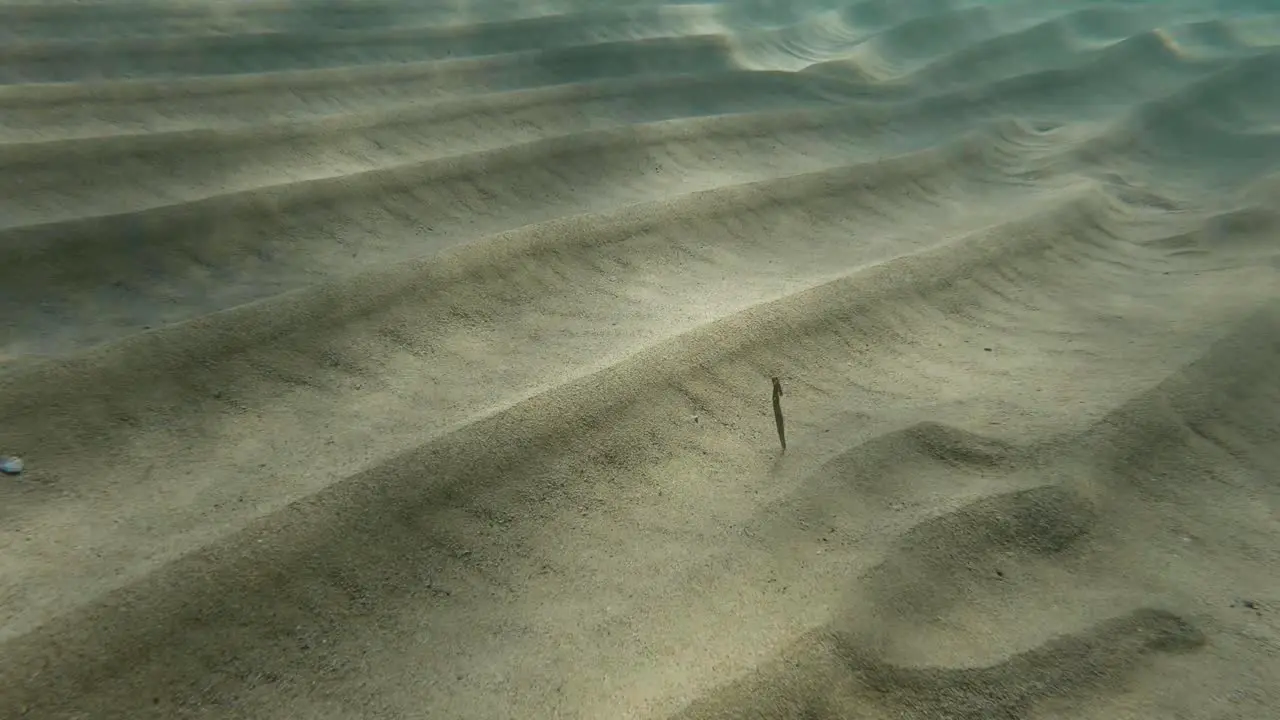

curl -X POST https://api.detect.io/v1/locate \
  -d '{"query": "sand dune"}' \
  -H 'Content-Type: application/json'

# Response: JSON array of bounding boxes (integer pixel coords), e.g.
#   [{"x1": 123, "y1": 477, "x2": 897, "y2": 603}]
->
[{"x1": 1, "y1": 0, "x2": 1278, "y2": 718}]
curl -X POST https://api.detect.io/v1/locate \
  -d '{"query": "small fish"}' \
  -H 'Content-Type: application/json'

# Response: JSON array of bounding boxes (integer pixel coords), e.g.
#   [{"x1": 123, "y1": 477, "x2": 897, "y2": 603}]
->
[{"x1": 772, "y1": 377, "x2": 786, "y2": 452}]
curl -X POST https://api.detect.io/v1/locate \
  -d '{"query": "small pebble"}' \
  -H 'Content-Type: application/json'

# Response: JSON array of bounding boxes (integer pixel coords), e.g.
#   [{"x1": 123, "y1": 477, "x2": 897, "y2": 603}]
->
[{"x1": 0, "y1": 456, "x2": 23, "y2": 475}]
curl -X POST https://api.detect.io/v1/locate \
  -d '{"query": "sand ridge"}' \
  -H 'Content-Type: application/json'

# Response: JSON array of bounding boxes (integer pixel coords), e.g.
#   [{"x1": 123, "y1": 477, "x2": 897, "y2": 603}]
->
[{"x1": 1, "y1": 0, "x2": 1278, "y2": 717}]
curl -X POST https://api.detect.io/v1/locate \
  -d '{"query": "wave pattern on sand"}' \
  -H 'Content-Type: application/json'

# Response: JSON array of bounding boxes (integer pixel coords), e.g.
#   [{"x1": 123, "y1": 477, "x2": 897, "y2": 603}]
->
[{"x1": 1, "y1": 0, "x2": 1278, "y2": 718}]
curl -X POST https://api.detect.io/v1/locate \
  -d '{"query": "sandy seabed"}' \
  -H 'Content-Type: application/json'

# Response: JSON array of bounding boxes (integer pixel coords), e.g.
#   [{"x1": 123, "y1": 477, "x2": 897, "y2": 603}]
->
[{"x1": 1, "y1": 0, "x2": 1279, "y2": 718}]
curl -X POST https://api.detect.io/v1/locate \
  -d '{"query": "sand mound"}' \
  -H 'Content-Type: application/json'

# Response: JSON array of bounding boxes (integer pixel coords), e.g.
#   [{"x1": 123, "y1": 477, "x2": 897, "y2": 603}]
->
[{"x1": 1, "y1": 0, "x2": 1278, "y2": 718}]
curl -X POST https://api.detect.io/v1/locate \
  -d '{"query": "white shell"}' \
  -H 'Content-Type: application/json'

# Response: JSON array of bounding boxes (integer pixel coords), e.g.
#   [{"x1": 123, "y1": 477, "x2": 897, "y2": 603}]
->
[{"x1": 0, "y1": 456, "x2": 23, "y2": 475}]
